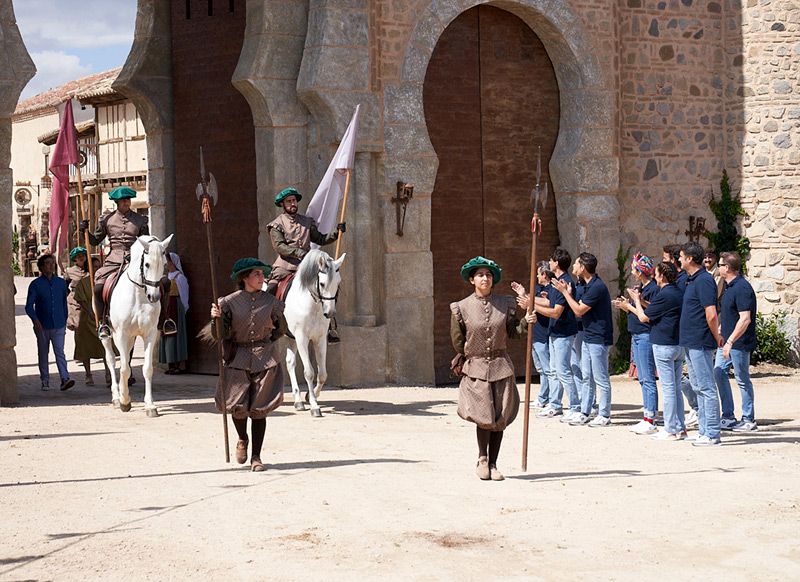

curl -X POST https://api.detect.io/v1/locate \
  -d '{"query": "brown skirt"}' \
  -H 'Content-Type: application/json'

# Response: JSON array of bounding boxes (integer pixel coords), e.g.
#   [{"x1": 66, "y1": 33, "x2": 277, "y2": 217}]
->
[
  {"x1": 215, "y1": 365, "x2": 284, "y2": 419},
  {"x1": 457, "y1": 374, "x2": 520, "y2": 431}
]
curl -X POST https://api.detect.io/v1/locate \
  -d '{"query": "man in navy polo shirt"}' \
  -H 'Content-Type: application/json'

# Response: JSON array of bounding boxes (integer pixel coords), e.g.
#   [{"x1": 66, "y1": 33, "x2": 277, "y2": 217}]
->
[
  {"x1": 679, "y1": 242, "x2": 724, "y2": 446},
  {"x1": 555, "y1": 252, "x2": 614, "y2": 427},
  {"x1": 532, "y1": 248, "x2": 580, "y2": 420},
  {"x1": 713, "y1": 252, "x2": 758, "y2": 432},
  {"x1": 25, "y1": 254, "x2": 75, "y2": 391},
  {"x1": 663, "y1": 242, "x2": 698, "y2": 425}
]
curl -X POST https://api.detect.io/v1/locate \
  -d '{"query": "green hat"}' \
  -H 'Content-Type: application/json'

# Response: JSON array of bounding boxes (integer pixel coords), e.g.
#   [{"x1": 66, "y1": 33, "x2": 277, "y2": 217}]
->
[
  {"x1": 108, "y1": 186, "x2": 137, "y2": 201},
  {"x1": 460, "y1": 256, "x2": 502, "y2": 284},
  {"x1": 69, "y1": 246, "x2": 87, "y2": 261},
  {"x1": 274, "y1": 187, "x2": 301, "y2": 206},
  {"x1": 230, "y1": 257, "x2": 271, "y2": 281}
]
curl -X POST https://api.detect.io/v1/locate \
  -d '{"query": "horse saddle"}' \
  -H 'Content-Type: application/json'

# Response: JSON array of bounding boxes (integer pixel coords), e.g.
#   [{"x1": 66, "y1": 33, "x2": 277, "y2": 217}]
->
[
  {"x1": 102, "y1": 261, "x2": 129, "y2": 304},
  {"x1": 275, "y1": 274, "x2": 295, "y2": 303}
]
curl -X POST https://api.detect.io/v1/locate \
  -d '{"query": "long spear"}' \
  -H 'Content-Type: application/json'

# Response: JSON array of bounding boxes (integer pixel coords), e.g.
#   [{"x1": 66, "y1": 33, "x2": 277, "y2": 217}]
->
[
  {"x1": 74, "y1": 158, "x2": 101, "y2": 328},
  {"x1": 522, "y1": 147, "x2": 548, "y2": 472},
  {"x1": 196, "y1": 148, "x2": 230, "y2": 463}
]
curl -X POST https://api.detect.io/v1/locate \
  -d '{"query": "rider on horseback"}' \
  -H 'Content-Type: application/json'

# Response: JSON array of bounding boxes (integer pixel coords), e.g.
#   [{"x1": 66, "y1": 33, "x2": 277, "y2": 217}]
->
[
  {"x1": 79, "y1": 186, "x2": 169, "y2": 340},
  {"x1": 265, "y1": 187, "x2": 345, "y2": 342}
]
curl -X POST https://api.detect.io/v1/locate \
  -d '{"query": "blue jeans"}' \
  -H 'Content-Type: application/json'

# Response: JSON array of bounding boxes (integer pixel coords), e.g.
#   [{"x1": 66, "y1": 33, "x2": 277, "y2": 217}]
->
[
  {"x1": 682, "y1": 372, "x2": 698, "y2": 412},
  {"x1": 579, "y1": 342, "x2": 612, "y2": 418},
  {"x1": 549, "y1": 335, "x2": 581, "y2": 411},
  {"x1": 714, "y1": 348, "x2": 755, "y2": 422},
  {"x1": 532, "y1": 340, "x2": 553, "y2": 406},
  {"x1": 652, "y1": 344, "x2": 686, "y2": 434},
  {"x1": 35, "y1": 326, "x2": 69, "y2": 386},
  {"x1": 685, "y1": 348, "x2": 720, "y2": 439},
  {"x1": 632, "y1": 333, "x2": 658, "y2": 419}
]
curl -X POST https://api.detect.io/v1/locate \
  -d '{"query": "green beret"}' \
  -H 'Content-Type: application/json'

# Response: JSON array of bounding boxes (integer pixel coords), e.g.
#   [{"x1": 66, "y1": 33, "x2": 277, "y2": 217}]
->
[
  {"x1": 460, "y1": 256, "x2": 502, "y2": 284},
  {"x1": 274, "y1": 187, "x2": 302, "y2": 206},
  {"x1": 69, "y1": 246, "x2": 87, "y2": 261},
  {"x1": 108, "y1": 186, "x2": 137, "y2": 201},
  {"x1": 230, "y1": 257, "x2": 271, "y2": 281}
]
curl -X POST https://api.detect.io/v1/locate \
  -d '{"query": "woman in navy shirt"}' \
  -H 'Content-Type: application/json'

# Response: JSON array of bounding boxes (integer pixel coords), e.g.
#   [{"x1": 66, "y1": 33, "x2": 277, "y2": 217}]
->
[{"x1": 628, "y1": 261, "x2": 686, "y2": 440}]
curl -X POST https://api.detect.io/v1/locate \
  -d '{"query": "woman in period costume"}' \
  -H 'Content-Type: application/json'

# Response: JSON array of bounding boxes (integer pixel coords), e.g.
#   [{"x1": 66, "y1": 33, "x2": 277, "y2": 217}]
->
[
  {"x1": 159, "y1": 252, "x2": 189, "y2": 374},
  {"x1": 65, "y1": 247, "x2": 103, "y2": 384},
  {"x1": 450, "y1": 256, "x2": 534, "y2": 481},
  {"x1": 72, "y1": 256, "x2": 111, "y2": 385},
  {"x1": 210, "y1": 258, "x2": 286, "y2": 472}
]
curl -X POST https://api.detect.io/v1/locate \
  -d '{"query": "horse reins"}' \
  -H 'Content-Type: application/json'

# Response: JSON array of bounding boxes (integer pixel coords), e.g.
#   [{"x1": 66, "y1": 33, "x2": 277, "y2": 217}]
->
[
  {"x1": 313, "y1": 268, "x2": 339, "y2": 304},
  {"x1": 127, "y1": 246, "x2": 163, "y2": 292}
]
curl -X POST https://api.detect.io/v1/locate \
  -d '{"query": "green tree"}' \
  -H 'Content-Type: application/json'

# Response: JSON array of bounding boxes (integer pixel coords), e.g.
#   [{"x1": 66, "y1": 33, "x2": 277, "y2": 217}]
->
[
  {"x1": 11, "y1": 228, "x2": 20, "y2": 276},
  {"x1": 705, "y1": 169, "x2": 750, "y2": 269}
]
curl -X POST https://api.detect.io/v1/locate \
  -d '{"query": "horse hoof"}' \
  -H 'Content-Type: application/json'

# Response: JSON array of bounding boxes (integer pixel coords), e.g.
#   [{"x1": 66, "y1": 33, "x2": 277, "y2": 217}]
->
[
  {"x1": 120, "y1": 402, "x2": 132, "y2": 413},
  {"x1": 146, "y1": 408, "x2": 159, "y2": 418},
  {"x1": 112, "y1": 399, "x2": 120, "y2": 409},
  {"x1": 311, "y1": 408, "x2": 323, "y2": 418},
  {"x1": 294, "y1": 402, "x2": 306, "y2": 411}
]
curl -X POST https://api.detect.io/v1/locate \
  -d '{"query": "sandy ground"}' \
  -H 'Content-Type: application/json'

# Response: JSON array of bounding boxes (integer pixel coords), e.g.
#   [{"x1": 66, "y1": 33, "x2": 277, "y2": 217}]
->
[{"x1": 3, "y1": 277, "x2": 799, "y2": 581}]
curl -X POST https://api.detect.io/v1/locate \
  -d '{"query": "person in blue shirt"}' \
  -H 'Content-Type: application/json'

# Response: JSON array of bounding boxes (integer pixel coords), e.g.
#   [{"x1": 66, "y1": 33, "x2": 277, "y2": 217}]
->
[
  {"x1": 614, "y1": 253, "x2": 660, "y2": 434},
  {"x1": 530, "y1": 248, "x2": 581, "y2": 420},
  {"x1": 512, "y1": 262, "x2": 555, "y2": 409},
  {"x1": 25, "y1": 254, "x2": 74, "y2": 391},
  {"x1": 663, "y1": 242, "x2": 698, "y2": 425},
  {"x1": 679, "y1": 242, "x2": 725, "y2": 446},
  {"x1": 554, "y1": 252, "x2": 614, "y2": 426},
  {"x1": 629, "y1": 261, "x2": 687, "y2": 440},
  {"x1": 713, "y1": 252, "x2": 759, "y2": 432}
]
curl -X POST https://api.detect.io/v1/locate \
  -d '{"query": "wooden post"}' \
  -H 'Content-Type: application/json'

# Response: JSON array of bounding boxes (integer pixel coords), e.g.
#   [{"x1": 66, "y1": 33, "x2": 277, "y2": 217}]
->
[{"x1": 74, "y1": 161, "x2": 101, "y2": 328}]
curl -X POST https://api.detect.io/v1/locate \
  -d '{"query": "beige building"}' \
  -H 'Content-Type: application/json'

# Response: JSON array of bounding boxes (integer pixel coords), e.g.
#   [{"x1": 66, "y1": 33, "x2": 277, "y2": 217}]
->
[{"x1": 10, "y1": 68, "x2": 149, "y2": 273}]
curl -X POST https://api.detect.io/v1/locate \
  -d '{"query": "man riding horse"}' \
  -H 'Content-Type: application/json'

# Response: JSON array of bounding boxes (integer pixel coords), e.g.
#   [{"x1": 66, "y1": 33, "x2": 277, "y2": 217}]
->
[
  {"x1": 80, "y1": 186, "x2": 173, "y2": 339},
  {"x1": 265, "y1": 187, "x2": 345, "y2": 342}
]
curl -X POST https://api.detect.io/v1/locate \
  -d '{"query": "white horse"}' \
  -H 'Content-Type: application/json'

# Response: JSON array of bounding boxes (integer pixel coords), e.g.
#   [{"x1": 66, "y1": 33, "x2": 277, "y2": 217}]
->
[
  {"x1": 284, "y1": 249, "x2": 346, "y2": 418},
  {"x1": 102, "y1": 234, "x2": 173, "y2": 417}
]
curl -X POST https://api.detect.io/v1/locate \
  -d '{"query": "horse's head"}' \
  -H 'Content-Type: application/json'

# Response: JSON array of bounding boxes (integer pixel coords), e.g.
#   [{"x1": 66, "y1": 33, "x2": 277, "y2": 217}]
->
[
  {"x1": 299, "y1": 250, "x2": 345, "y2": 318},
  {"x1": 134, "y1": 234, "x2": 174, "y2": 303}
]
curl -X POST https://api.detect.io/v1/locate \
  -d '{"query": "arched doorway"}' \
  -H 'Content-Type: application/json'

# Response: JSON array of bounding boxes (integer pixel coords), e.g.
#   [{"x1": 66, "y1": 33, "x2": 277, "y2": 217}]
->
[{"x1": 425, "y1": 5, "x2": 561, "y2": 384}]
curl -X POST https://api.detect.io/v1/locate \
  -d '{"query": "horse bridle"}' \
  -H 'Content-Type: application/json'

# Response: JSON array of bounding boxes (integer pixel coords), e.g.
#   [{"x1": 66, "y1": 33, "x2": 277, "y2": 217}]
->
[
  {"x1": 127, "y1": 246, "x2": 163, "y2": 292},
  {"x1": 312, "y1": 269, "x2": 339, "y2": 304}
]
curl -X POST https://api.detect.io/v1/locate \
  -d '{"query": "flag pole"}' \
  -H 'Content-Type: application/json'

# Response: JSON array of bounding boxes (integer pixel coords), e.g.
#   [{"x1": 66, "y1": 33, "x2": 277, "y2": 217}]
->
[
  {"x1": 333, "y1": 169, "x2": 352, "y2": 260},
  {"x1": 74, "y1": 148, "x2": 101, "y2": 329}
]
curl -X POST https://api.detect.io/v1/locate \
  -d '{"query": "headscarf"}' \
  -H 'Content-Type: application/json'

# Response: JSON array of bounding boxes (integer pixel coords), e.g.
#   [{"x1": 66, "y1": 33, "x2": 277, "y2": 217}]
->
[
  {"x1": 632, "y1": 253, "x2": 654, "y2": 277},
  {"x1": 167, "y1": 252, "x2": 189, "y2": 311}
]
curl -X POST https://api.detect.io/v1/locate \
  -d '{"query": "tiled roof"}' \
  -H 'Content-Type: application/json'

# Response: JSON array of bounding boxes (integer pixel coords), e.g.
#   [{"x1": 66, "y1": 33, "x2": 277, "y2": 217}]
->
[
  {"x1": 14, "y1": 67, "x2": 122, "y2": 118},
  {"x1": 37, "y1": 120, "x2": 96, "y2": 145}
]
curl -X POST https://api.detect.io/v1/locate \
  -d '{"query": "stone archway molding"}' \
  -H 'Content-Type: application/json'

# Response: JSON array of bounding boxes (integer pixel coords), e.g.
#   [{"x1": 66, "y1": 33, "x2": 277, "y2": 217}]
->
[
  {"x1": 113, "y1": 0, "x2": 175, "y2": 240},
  {"x1": 1, "y1": 1, "x2": 36, "y2": 405}
]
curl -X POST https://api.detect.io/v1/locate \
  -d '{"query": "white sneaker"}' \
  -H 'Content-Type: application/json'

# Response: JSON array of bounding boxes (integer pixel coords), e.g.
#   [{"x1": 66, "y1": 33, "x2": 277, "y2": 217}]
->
[
  {"x1": 529, "y1": 401, "x2": 546, "y2": 409},
  {"x1": 685, "y1": 432, "x2": 701, "y2": 441},
  {"x1": 588, "y1": 416, "x2": 611, "y2": 427},
  {"x1": 685, "y1": 410, "x2": 699, "y2": 428},
  {"x1": 720, "y1": 417, "x2": 738, "y2": 431},
  {"x1": 651, "y1": 429, "x2": 686, "y2": 441},
  {"x1": 538, "y1": 407, "x2": 563, "y2": 418},
  {"x1": 692, "y1": 435, "x2": 721, "y2": 447},
  {"x1": 569, "y1": 413, "x2": 591, "y2": 426},
  {"x1": 559, "y1": 410, "x2": 578, "y2": 423},
  {"x1": 732, "y1": 420, "x2": 758, "y2": 432},
  {"x1": 629, "y1": 420, "x2": 657, "y2": 435}
]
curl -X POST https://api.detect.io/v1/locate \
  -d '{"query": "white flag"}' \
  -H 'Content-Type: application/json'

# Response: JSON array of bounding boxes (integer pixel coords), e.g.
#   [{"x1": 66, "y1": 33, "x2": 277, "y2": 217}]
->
[{"x1": 307, "y1": 104, "x2": 360, "y2": 237}]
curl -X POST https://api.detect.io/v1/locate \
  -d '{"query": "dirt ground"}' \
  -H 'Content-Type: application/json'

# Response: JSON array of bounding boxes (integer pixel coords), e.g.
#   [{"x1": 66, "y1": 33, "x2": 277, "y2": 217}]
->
[{"x1": 3, "y1": 277, "x2": 799, "y2": 581}]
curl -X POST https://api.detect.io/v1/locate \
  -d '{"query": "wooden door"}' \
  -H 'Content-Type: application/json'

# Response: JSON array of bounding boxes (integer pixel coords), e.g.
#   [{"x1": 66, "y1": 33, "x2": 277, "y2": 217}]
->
[{"x1": 425, "y1": 6, "x2": 561, "y2": 384}]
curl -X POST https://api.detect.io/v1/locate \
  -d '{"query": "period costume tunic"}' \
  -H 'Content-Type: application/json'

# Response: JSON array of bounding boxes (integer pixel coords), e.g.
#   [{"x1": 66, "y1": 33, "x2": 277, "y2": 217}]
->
[
  {"x1": 86, "y1": 210, "x2": 149, "y2": 284},
  {"x1": 72, "y1": 275, "x2": 105, "y2": 361},
  {"x1": 214, "y1": 289, "x2": 286, "y2": 419},
  {"x1": 64, "y1": 265, "x2": 86, "y2": 330},
  {"x1": 450, "y1": 293, "x2": 526, "y2": 431},
  {"x1": 266, "y1": 213, "x2": 338, "y2": 284},
  {"x1": 159, "y1": 254, "x2": 190, "y2": 366}
]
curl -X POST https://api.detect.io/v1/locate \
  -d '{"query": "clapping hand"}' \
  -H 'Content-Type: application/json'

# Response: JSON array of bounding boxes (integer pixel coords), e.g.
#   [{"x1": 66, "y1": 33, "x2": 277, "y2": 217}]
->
[
  {"x1": 553, "y1": 278, "x2": 571, "y2": 296},
  {"x1": 626, "y1": 287, "x2": 640, "y2": 302}
]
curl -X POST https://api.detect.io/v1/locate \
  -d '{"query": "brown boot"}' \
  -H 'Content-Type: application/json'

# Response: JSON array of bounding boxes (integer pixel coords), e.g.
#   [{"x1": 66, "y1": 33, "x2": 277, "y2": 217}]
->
[
  {"x1": 235, "y1": 438, "x2": 248, "y2": 464},
  {"x1": 250, "y1": 457, "x2": 265, "y2": 472},
  {"x1": 475, "y1": 456, "x2": 490, "y2": 480}
]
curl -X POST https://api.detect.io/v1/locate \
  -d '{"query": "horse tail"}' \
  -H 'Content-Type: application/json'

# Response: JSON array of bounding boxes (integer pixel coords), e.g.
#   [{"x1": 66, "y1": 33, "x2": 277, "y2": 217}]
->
[{"x1": 196, "y1": 320, "x2": 216, "y2": 345}]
